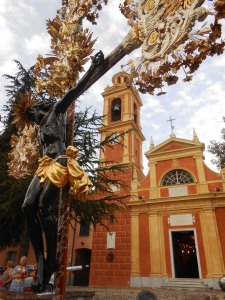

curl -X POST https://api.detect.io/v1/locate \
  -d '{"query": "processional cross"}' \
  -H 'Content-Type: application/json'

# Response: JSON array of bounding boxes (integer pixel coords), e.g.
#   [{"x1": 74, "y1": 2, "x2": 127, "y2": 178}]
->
[{"x1": 30, "y1": 1, "x2": 209, "y2": 298}]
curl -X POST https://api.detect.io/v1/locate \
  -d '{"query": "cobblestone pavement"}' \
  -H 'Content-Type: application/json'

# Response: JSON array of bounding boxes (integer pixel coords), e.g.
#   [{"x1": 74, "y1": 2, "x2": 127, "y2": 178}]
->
[{"x1": 67, "y1": 286, "x2": 225, "y2": 300}]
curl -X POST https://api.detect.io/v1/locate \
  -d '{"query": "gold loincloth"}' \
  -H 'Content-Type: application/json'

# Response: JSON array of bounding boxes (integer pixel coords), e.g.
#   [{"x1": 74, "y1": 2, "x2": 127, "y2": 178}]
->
[{"x1": 35, "y1": 146, "x2": 93, "y2": 201}]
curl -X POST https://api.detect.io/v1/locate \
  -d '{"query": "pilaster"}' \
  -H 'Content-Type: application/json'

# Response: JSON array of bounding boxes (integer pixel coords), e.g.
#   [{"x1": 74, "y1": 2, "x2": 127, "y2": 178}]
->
[
  {"x1": 131, "y1": 168, "x2": 139, "y2": 202},
  {"x1": 99, "y1": 133, "x2": 106, "y2": 160},
  {"x1": 149, "y1": 213, "x2": 163, "y2": 277},
  {"x1": 200, "y1": 208, "x2": 224, "y2": 277},
  {"x1": 195, "y1": 155, "x2": 209, "y2": 193},
  {"x1": 103, "y1": 98, "x2": 109, "y2": 126},
  {"x1": 122, "y1": 93, "x2": 129, "y2": 121},
  {"x1": 149, "y1": 162, "x2": 158, "y2": 199},
  {"x1": 221, "y1": 168, "x2": 225, "y2": 191},
  {"x1": 123, "y1": 133, "x2": 130, "y2": 163},
  {"x1": 131, "y1": 212, "x2": 140, "y2": 276}
]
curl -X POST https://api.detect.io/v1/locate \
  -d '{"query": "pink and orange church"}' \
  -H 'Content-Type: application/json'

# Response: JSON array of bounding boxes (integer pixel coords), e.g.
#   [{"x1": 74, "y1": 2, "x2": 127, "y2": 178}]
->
[{"x1": 89, "y1": 72, "x2": 225, "y2": 290}]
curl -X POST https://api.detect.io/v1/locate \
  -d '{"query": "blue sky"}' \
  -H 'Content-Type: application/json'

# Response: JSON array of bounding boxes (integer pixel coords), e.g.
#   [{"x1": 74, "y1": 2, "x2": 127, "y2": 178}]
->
[{"x1": 1, "y1": 0, "x2": 225, "y2": 173}]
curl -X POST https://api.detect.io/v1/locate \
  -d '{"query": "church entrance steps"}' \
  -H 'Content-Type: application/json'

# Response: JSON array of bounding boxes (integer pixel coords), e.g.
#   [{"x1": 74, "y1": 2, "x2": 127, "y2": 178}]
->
[{"x1": 161, "y1": 278, "x2": 209, "y2": 290}]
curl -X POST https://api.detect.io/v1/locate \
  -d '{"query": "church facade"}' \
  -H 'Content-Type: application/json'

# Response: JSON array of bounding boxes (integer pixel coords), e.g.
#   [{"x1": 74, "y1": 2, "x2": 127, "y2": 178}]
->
[{"x1": 89, "y1": 72, "x2": 225, "y2": 290}]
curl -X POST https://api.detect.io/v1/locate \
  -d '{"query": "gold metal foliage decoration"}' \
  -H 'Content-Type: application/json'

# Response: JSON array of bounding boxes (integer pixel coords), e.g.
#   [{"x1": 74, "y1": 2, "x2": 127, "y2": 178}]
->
[
  {"x1": 34, "y1": 0, "x2": 108, "y2": 98},
  {"x1": 34, "y1": 0, "x2": 225, "y2": 98},
  {"x1": 8, "y1": 91, "x2": 40, "y2": 179},
  {"x1": 8, "y1": 0, "x2": 108, "y2": 178},
  {"x1": 119, "y1": 0, "x2": 225, "y2": 95},
  {"x1": 8, "y1": 125, "x2": 40, "y2": 179}
]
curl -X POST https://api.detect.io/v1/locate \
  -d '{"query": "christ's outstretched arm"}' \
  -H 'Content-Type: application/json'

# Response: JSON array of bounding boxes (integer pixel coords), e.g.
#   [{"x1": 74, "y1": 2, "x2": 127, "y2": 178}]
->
[{"x1": 55, "y1": 51, "x2": 104, "y2": 115}]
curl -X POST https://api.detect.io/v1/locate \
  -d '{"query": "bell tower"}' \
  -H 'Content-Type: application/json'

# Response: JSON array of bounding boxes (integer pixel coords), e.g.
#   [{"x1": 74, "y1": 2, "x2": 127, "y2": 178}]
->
[
  {"x1": 90, "y1": 72, "x2": 145, "y2": 287},
  {"x1": 99, "y1": 71, "x2": 145, "y2": 180}
]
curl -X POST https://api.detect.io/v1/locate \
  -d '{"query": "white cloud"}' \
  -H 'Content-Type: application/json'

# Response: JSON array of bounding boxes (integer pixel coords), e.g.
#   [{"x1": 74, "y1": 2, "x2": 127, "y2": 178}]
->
[
  {"x1": 196, "y1": 72, "x2": 206, "y2": 81},
  {"x1": 142, "y1": 97, "x2": 165, "y2": 113},
  {"x1": 0, "y1": 26, "x2": 15, "y2": 56},
  {"x1": 24, "y1": 34, "x2": 51, "y2": 55},
  {"x1": 78, "y1": 1, "x2": 129, "y2": 58},
  {"x1": 0, "y1": 59, "x2": 19, "y2": 76}
]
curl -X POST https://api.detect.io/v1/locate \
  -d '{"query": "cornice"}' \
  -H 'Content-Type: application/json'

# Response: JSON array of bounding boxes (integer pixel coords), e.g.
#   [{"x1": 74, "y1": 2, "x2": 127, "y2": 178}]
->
[
  {"x1": 128, "y1": 192, "x2": 225, "y2": 213},
  {"x1": 102, "y1": 84, "x2": 130, "y2": 96},
  {"x1": 98, "y1": 120, "x2": 145, "y2": 141},
  {"x1": 146, "y1": 148, "x2": 205, "y2": 162}
]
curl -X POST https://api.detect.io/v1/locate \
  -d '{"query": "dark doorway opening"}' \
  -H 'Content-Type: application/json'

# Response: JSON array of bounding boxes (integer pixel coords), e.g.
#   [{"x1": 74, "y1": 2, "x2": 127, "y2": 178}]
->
[
  {"x1": 172, "y1": 230, "x2": 199, "y2": 278},
  {"x1": 73, "y1": 249, "x2": 91, "y2": 286}
]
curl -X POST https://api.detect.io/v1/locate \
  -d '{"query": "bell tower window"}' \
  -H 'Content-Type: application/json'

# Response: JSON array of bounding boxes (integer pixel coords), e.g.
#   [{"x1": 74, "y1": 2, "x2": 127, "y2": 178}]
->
[{"x1": 111, "y1": 98, "x2": 121, "y2": 122}]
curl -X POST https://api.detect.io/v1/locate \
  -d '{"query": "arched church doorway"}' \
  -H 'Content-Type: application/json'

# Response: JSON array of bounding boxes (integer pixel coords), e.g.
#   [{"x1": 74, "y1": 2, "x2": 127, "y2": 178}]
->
[
  {"x1": 171, "y1": 230, "x2": 200, "y2": 278},
  {"x1": 73, "y1": 249, "x2": 91, "y2": 286}
]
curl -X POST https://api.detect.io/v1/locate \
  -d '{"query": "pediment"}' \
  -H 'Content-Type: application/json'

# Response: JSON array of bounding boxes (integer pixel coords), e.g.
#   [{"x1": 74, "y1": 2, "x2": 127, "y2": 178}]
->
[{"x1": 145, "y1": 136, "x2": 205, "y2": 159}]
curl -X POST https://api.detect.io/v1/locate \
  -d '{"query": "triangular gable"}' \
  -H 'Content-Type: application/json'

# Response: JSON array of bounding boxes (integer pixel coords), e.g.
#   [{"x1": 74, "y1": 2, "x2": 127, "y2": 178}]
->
[
  {"x1": 158, "y1": 140, "x2": 201, "y2": 152},
  {"x1": 145, "y1": 136, "x2": 204, "y2": 158}
]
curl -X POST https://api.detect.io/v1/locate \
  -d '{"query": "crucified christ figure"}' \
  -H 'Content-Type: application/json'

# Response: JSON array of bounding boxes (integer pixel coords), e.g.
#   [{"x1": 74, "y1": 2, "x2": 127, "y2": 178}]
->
[{"x1": 22, "y1": 51, "x2": 104, "y2": 293}]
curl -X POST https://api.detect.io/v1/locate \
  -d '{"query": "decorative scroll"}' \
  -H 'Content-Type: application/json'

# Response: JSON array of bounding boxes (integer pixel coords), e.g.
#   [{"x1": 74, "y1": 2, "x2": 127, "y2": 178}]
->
[
  {"x1": 120, "y1": 0, "x2": 225, "y2": 94},
  {"x1": 136, "y1": 0, "x2": 207, "y2": 61}
]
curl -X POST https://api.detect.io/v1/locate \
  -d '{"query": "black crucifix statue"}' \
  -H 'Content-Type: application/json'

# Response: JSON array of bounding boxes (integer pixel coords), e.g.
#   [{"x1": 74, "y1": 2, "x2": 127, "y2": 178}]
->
[{"x1": 22, "y1": 51, "x2": 104, "y2": 293}]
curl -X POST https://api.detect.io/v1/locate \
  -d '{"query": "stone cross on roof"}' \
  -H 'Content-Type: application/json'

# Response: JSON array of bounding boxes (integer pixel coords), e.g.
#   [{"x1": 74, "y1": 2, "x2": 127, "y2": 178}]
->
[{"x1": 167, "y1": 116, "x2": 176, "y2": 137}]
